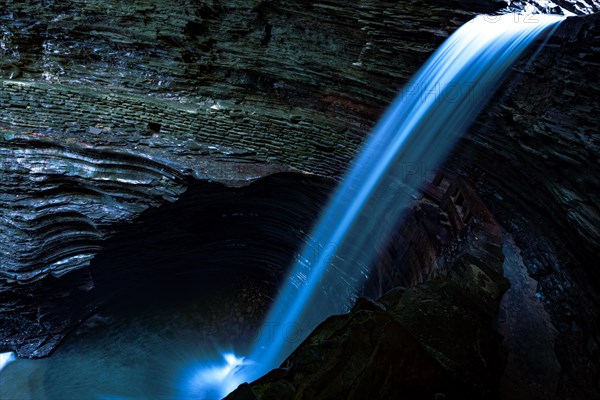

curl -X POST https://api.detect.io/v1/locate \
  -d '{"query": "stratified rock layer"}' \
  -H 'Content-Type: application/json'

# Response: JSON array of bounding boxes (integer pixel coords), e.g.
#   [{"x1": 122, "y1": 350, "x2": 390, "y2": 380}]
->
[
  {"x1": 0, "y1": 1, "x2": 598, "y2": 398},
  {"x1": 0, "y1": 172, "x2": 335, "y2": 357}
]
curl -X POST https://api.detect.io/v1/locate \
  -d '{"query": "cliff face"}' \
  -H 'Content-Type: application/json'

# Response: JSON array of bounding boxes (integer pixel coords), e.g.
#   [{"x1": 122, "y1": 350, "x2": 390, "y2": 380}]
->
[
  {"x1": 450, "y1": 16, "x2": 600, "y2": 398},
  {"x1": 0, "y1": 0, "x2": 505, "y2": 356},
  {"x1": 0, "y1": 0, "x2": 599, "y2": 397},
  {"x1": 460, "y1": 13, "x2": 600, "y2": 270}
]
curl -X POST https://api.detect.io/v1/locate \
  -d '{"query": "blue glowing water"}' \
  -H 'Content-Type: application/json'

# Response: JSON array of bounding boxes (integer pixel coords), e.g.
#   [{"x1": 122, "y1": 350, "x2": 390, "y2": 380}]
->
[
  {"x1": 0, "y1": 282, "x2": 261, "y2": 400},
  {"x1": 184, "y1": 13, "x2": 565, "y2": 399},
  {"x1": 0, "y1": 352, "x2": 16, "y2": 372}
]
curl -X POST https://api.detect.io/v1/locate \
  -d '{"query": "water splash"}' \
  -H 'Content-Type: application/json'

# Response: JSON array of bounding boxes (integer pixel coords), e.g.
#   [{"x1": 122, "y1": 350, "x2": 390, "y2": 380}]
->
[
  {"x1": 0, "y1": 352, "x2": 16, "y2": 372},
  {"x1": 188, "y1": 12, "x2": 564, "y2": 398},
  {"x1": 180, "y1": 352, "x2": 247, "y2": 399}
]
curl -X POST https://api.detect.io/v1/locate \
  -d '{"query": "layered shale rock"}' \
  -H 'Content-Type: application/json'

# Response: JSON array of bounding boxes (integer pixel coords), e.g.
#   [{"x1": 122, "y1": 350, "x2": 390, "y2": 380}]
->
[
  {"x1": 0, "y1": 170, "x2": 334, "y2": 357},
  {"x1": 0, "y1": 0, "x2": 599, "y2": 398},
  {"x1": 447, "y1": 13, "x2": 600, "y2": 398},
  {"x1": 457, "y1": 12, "x2": 600, "y2": 273}
]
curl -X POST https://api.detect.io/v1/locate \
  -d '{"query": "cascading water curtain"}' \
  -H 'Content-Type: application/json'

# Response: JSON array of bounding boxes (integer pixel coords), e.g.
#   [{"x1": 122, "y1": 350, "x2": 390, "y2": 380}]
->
[{"x1": 182, "y1": 12, "x2": 565, "y2": 400}]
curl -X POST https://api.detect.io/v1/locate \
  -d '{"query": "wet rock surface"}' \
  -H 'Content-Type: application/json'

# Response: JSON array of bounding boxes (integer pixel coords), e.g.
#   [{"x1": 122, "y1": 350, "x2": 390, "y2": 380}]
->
[
  {"x1": 496, "y1": 234, "x2": 562, "y2": 400},
  {"x1": 446, "y1": 11, "x2": 600, "y2": 399},
  {"x1": 227, "y1": 213, "x2": 509, "y2": 400}
]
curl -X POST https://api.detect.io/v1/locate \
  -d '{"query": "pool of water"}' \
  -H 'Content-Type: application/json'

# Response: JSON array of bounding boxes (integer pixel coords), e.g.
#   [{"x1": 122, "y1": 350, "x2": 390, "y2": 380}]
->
[{"x1": 0, "y1": 278, "x2": 268, "y2": 400}]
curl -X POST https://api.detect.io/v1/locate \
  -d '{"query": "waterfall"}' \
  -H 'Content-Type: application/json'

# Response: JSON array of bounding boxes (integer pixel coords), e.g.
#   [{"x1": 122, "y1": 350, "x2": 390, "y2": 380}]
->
[{"x1": 185, "y1": 12, "x2": 564, "y2": 399}]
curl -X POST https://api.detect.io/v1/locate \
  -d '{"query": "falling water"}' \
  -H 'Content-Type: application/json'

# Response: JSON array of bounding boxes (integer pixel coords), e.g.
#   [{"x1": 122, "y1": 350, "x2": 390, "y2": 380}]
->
[
  {"x1": 0, "y1": 352, "x2": 16, "y2": 372},
  {"x1": 185, "y1": 13, "x2": 565, "y2": 399}
]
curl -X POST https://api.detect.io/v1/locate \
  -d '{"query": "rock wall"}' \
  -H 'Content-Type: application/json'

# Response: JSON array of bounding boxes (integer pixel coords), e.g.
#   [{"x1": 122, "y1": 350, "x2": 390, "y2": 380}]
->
[
  {"x1": 1, "y1": 1, "x2": 597, "y2": 286},
  {"x1": 446, "y1": 13, "x2": 600, "y2": 398},
  {"x1": 0, "y1": 0, "x2": 599, "y2": 397},
  {"x1": 0, "y1": 0, "x2": 506, "y2": 357},
  {"x1": 458, "y1": 12, "x2": 600, "y2": 273}
]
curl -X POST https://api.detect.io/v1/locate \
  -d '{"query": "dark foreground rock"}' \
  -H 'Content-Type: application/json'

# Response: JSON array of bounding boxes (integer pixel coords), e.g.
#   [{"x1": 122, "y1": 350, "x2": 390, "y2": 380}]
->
[{"x1": 227, "y1": 212, "x2": 509, "y2": 400}]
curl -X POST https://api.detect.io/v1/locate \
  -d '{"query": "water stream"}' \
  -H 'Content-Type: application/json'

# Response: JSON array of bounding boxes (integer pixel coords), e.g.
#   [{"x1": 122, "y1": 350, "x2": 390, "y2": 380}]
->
[{"x1": 191, "y1": 12, "x2": 564, "y2": 399}]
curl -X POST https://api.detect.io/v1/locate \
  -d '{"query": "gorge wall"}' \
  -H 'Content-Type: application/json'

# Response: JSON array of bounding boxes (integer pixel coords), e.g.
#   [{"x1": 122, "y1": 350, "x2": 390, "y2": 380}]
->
[{"x1": 0, "y1": 0, "x2": 599, "y2": 398}]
